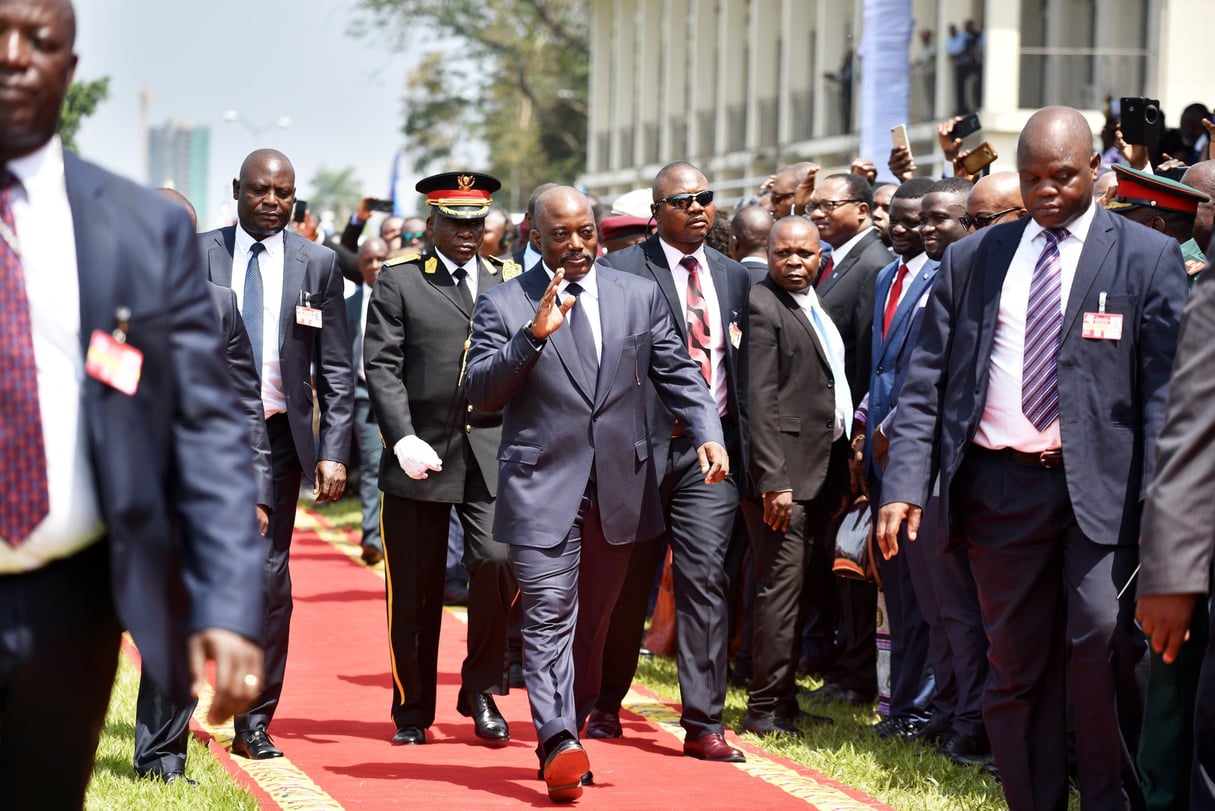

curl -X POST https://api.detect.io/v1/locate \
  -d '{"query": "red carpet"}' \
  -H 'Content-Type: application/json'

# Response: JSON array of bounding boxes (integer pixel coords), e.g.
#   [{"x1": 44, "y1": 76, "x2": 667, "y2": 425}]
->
[{"x1": 182, "y1": 509, "x2": 893, "y2": 810}]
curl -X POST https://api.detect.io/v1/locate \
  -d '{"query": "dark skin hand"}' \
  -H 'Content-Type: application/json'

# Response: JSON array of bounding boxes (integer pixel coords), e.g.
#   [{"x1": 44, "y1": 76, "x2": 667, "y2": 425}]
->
[
  {"x1": 188, "y1": 629, "x2": 264, "y2": 724},
  {"x1": 255, "y1": 505, "x2": 269, "y2": 536},
  {"x1": 314, "y1": 461, "x2": 346, "y2": 502},
  {"x1": 888, "y1": 145, "x2": 917, "y2": 182},
  {"x1": 875, "y1": 501, "x2": 922, "y2": 560},
  {"x1": 1137, "y1": 593, "x2": 1198, "y2": 664},
  {"x1": 762, "y1": 491, "x2": 793, "y2": 533},
  {"x1": 792, "y1": 163, "x2": 821, "y2": 214},
  {"x1": 530, "y1": 269, "x2": 729, "y2": 485}
]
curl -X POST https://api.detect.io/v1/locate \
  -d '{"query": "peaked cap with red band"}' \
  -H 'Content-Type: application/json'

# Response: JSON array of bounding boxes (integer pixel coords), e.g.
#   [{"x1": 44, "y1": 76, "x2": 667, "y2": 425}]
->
[
  {"x1": 416, "y1": 171, "x2": 502, "y2": 219},
  {"x1": 1106, "y1": 164, "x2": 1208, "y2": 215}
]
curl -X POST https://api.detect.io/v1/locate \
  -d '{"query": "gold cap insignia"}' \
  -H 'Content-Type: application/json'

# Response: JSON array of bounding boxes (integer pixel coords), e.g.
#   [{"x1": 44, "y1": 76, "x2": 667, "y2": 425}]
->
[{"x1": 457, "y1": 174, "x2": 475, "y2": 191}]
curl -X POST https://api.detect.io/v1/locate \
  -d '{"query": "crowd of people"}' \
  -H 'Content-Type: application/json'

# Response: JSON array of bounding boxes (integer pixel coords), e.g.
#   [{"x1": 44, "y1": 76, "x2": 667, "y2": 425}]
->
[{"x1": 5, "y1": 0, "x2": 1215, "y2": 809}]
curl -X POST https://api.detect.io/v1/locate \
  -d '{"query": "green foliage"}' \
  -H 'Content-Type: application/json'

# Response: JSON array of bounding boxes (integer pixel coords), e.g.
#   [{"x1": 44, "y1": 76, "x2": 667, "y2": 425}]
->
[
  {"x1": 357, "y1": 0, "x2": 589, "y2": 210},
  {"x1": 308, "y1": 165, "x2": 364, "y2": 223},
  {"x1": 59, "y1": 77, "x2": 111, "y2": 152}
]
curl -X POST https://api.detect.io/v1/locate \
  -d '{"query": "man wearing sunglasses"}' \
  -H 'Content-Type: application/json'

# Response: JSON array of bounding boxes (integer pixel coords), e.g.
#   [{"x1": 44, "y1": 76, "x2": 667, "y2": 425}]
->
[
  {"x1": 960, "y1": 172, "x2": 1027, "y2": 233},
  {"x1": 593, "y1": 161, "x2": 753, "y2": 763}
]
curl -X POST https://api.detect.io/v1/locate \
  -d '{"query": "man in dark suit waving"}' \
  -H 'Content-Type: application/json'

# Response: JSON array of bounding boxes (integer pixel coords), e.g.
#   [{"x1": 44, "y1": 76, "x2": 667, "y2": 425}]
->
[
  {"x1": 0, "y1": 0, "x2": 264, "y2": 804},
  {"x1": 878, "y1": 106, "x2": 1187, "y2": 809},
  {"x1": 201, "y1": 148, "x2": 354, "y2": 759},
  {"x1": 593, "y1": 161, "x2": 751, "y2": 762},
  {"x1": 464, "y1": 186, "x2": 728, "y2": 802},
  {"x1": 363, "y1": 171, "x2": 518, "y2": 747}
]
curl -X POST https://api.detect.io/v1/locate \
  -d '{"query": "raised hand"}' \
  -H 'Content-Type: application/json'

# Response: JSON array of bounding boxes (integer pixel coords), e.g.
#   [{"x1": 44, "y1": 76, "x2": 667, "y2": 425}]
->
[{"x1": 530, "y1": 269, "x2": 577, "y2": 340}]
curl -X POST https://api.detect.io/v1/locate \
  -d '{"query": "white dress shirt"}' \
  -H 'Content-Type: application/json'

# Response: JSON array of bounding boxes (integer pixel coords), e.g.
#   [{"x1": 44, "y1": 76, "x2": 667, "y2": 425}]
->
[
  {"x1": 544, "y1": 263, "x2": 602, "y2": 361},
  {"x1": 1, "y1": 138, "x2": 104, "y2": 571},
  {"x1": 881, "y1": 252, "x2": 929, "y2": 322},
  {"x1": 827, "y1": 225, "x2": 876, "y2": 262},
  {"x1": 659, "y1": 239, "x2": 729, "y2": 416},
  {"x1": 975, "y1": 203, "x2": 1098, "y2": 452},
  {"x1": 357, "y1": 282, "x2": 372, "y2": 382},
  {"x1": 231, "y1": 225, "x2": 287, "y2": 417},
  {"x1": 436, "y1": 249, "x2": 480, "y2": 300},
  {"x1": 789, "y1": 287, "x2": 853, "y2": 441}
]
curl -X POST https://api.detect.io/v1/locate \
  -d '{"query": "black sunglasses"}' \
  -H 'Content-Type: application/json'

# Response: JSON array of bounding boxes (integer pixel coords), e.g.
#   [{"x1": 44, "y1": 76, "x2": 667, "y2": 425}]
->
[
  {"x1": 960, "y1": 208, "x2": 1022, "y2": 230},
  {"x1": 656, "y1": 190, "x2": 715, "y2": 210}
]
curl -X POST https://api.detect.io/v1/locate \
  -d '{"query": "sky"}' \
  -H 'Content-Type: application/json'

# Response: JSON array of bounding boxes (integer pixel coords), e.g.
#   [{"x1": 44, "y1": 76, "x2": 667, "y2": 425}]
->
[{"x1": 73, "y1": 0, "x2": 426, "y2": 228}]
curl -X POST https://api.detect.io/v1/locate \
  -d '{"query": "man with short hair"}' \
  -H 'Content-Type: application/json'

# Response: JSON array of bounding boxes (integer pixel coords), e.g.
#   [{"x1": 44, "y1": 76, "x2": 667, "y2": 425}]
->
[
  {"x1": 0, "y1": 0, "x2": 265, "y2": 803},
  {"x1": 878, "y1": 106, "x2": 1187, "y2": 809},
  {"x1": 872, "y1": 183, "x2": 898, "y2": 247},
  {"x1": 511, "y1": 182, "x2": 558, "y2": 269},
  {"x1": 961, "y1": 172, "x2": 1027, "y2": 232},
  {"x1": 464, "y1": 186, "x2": 728, "y2": 801},
  {"x1": 730, "y1": 203, "x2": 775, "y2": 284},
  {"x1": 594, "y1": 161, "x2": 752, "y2": 763},
  {"x1": 201, "y1": 148, "x2": 354, "y2": 759},
  {"x1": 764, "y1": 162, "x2": 819, "y2": 219},
  {"x1": 480, "y1": 206, "x2": 511, "y2": 259},
  {"x1": 364, "y1": 172, "x2": 519, "y2": 747},
  {"x1": 1182, "y1": 161, "x2": 1215, "y2": 254}
]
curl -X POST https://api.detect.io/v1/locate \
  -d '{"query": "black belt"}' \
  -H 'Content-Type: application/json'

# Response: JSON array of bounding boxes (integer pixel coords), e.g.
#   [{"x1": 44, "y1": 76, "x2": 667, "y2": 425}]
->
[{"x1": 976, "y1": 445, "x2": 1064, "y2": 470}]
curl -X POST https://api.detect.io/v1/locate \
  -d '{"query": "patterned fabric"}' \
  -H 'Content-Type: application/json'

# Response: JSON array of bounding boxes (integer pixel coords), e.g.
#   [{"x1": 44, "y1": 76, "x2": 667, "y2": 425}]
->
[
  {"x1": 1022, "y1": 228, "x2": 1069, "y2": 431},
  {"x1": 242, "y1": 241, "x2": 266, "y2": 374},
  {"x1": 680, "y1": 255, "x2": 712, "y2": 384},
  {"x1": 0, "y1": 169, "x2": 49, "y2": 544},
  {"x1": 882, "y1": 263, "x2": 908, "y2": 338}
]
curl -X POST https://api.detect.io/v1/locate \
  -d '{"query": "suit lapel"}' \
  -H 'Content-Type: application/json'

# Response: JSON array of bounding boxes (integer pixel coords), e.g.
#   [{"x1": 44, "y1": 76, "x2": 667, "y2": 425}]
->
[
  {"x1": 820, "y1": 229, "x2": 875, "y2": 296},
  {"x1": 877, "y1": 260, "x2": 938, "y2": 365},
  {"x1": 1061, "y1": 209, "x2": 1115, "y2": 342},
  {"x1": 207, "y1": 227, "x2": 236, "y2": 287},
  {"x1": 772, "y1": 284, "x2": 829, "y2": 368},
  {"x1": 520, "y1": 267, "x2": 595, "y2": 404},
  {"x1": 65, "y1": 155, "x2": 114, "y2": 351},
  {"x1": 426, "y1": 250, "x2": 472, "y2": 317},
  {"x1": 974, "y1": 219, "x2": 1029, "y2": 383},
  {"x1": 279, "y1": 232, "x2": 307, "y2": 349},
  {"x1": 593, "y1": 271, "x2": 625, "y2": 410},
  {"x1": 642, "y1": 238, "x2": 685, "y2": 339}
]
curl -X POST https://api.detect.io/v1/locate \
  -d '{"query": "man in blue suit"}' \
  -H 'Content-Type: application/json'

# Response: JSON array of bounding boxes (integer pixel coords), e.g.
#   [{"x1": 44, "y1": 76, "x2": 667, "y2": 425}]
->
[
  {"x1": 201, "y1": 148, "x2": 354, "y2": 759},
  {"x1": 878, "y1": 106, "x2": 1188, "y2": 810},
  {"x1": 464, "y1": 186, "x2": 728, "y2": 802},
  {"x1": 0, "y1": 0, "x2": 264, "y2": 805}
]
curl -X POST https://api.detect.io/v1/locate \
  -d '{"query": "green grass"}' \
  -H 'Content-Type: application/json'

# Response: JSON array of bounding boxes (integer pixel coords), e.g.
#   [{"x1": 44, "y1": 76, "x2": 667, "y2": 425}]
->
[{"x1": 87, "y1": 653, "x2": 258, "y2": 811}]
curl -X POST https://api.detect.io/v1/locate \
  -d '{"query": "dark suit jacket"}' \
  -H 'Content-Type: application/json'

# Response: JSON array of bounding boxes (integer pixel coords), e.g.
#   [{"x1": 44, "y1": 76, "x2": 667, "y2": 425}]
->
[
  {"x1": 364, "y1": 251, "x2": 506, "y2": 501},
  {"x1": 819, "y1": 228, "x2": 892, "y2": 402},
  {"x1": 739, "y1": 257, "x2": 768, "y2": 286},
  {"x1": 1140, "y1": 238, "x2": 1215, "y2": 596},
  {"x1": 464, "y1": 265, "x2": 724, "y2": 548},
  {"x1": 748, "y1": 278, "x2": 849, "y2": 502},
  {"x1": 882, "y1": 207, "x2": 1188, "y2": 552},
  {"x1": 66, "y1": 154, "x2": 264, "y2": 703},
  {"x1": 206, "y1": 282, "x2": 273, "y2": 509},
  {"x1": 866, "y1": 256, "x2": 939, "y2": 479},
  {"x1": 599, "y1": 235, "x2": 750, "y2": 487},
  {"x1": 199, "y1": 226, "x2": 354, "y2": 481}
]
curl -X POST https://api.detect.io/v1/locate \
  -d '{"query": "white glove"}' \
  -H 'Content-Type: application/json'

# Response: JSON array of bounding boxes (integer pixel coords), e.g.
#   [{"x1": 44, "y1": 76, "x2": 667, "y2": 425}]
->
[{"x1": 394, "y1": 435, "x2": 443, "y2": 480}]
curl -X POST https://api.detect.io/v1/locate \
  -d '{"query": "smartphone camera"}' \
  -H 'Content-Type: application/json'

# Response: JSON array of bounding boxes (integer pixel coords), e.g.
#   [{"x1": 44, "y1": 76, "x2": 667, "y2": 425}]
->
[{"x1": 1120, "y1": 97, "x2": 1164, "y2": 147}]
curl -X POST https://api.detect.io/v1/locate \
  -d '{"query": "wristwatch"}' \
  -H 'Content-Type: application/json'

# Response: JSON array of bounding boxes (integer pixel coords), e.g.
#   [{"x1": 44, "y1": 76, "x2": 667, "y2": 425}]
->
[{"x1": 522, "y1": 320, "x2": 546, "y2": 347}]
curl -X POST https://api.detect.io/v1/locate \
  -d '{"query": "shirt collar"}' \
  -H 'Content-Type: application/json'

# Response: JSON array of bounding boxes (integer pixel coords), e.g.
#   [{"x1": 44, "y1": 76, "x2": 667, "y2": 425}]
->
[
  {"x1": 6, "y1": 136, "x2": 64, "y2": 204},
  {"x1": 658, "y1": 236, "x2": 709, "y2": 275},
  {"x1": 1023, "y1": 202, "x2": 1098, "y2": 246},
  {"x1": 902, "y1": 252, "x2": 930, "y2": 274},
  {"x1": 543, "y1": 261, "x2": 599, "y2": 298},
  {"x1": 829, "y1": 226, "x2": 875, "y2": 265},
  {"x1": 435, "y1": 249, "x2": 479, "y2": 277},
  {"x1": 235, "y1": 223, "x2": 285, "y2": 257}
]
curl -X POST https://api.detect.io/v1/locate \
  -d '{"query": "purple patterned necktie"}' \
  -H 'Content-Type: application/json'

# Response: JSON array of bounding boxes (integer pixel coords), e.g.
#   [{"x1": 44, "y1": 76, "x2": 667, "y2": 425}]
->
[
  {"x1": 0, "y1": 169, "x2": 50, "y2": 545},
  {"x1": 1022, "y1": 227, "x2": 1069, "y2": 432}
]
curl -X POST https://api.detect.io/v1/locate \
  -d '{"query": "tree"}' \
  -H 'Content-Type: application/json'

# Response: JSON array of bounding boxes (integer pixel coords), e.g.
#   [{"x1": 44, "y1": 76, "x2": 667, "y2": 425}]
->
[
  {"x1": 59, "y1": 77, "x2": 111, "y2": 152},
  {"x1": 308, "y1": 166, "x2": 363, "y2": 223},
  {"x1": 357, "y1": 0, "x2": 589, "y2": 210}
]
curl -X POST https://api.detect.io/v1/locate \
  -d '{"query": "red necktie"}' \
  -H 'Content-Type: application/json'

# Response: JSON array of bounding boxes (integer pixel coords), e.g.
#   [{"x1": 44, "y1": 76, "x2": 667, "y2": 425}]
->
[
  {"x1": 680, "y1": 255, "x2": 712, "y2": 384},
  {"x1": 0, "y1": 170, "x2": 49, "y2": 545},
  {"x1": 882, "y1": 263, "x2": 909, "y2": 338},
  {"x1": 815, "y1": 255, "x2": 835, "y2": 288}
]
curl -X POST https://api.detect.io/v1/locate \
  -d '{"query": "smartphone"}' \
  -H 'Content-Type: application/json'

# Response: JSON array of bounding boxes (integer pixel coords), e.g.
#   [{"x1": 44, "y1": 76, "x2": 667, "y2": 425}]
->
[
  {"x1": 960, "y1": 141, "x2": 998, "y2": 175},
  {"x1": 293, "y1": 199, "x2": 308, "y2": 223},
  {"x1": 891, "y1": 123, "x2": 910, "y2": 151},
  {"x1": 367, "y1": 198, "x2": 394, "y2": 213},
  {"x1": 949, "y1": 113, "x2": 981, "y2": 140}
]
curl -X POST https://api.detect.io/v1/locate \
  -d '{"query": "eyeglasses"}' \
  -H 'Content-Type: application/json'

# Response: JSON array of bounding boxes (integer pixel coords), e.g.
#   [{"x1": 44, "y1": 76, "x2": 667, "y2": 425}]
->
[
  {"x1": 401, "y1": 231, "x2": 425, "y2": 242},
  {"x1": 808, "y1": 199, "x2": 862, "y2": 213},
  {"x1": 960, "y1": 208, "x2": 1022, "y2": 230},
  {"x1": 656, "y1": 190, "x2": 715, "y2": 210}
]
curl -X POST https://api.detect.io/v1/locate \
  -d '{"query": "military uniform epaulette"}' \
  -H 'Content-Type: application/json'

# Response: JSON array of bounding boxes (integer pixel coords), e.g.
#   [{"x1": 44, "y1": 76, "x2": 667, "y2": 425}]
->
[
  {"x1": 383, "y1": 252, "x2": 421, "y2": 268},
  {"x1": 482, "y1": 254, "x2": 523, "y2": 281}
]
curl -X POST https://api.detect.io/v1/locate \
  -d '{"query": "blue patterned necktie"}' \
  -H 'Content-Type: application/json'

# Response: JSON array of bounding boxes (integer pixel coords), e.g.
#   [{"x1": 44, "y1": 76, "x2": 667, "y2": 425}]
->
[
  {"x1": 1022, "y1": 227, "x2": 1068, "y2": 431},
  {"x1": 243, "y1": 242, "x2": 266, "y2": 375},
  {"x1": 565, "y1": 282, "x2": 598, "y2": 389}
]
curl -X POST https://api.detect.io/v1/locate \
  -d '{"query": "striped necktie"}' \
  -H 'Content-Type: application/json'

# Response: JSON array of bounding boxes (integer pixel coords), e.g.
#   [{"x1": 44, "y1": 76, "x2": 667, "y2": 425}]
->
[{"x1": 1022, "y1": 227, "x2": 1068, "y2": 431}]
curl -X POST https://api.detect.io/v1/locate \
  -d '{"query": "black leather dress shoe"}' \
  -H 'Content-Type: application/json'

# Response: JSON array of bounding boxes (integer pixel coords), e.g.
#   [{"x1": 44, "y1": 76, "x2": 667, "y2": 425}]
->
[
  {"x1": 909, "y1": 723, "x2": 951, "y2": 746},
  {"x1": 137, "y1": 769, "x2": 198, "y2": 786},
  {"x1": 585, "y1": 708, "x2": 622, "y2": 739},
  {"x1": 804, "y1": 682, "x2": 875, "y2": 707},
  {"x1": 740, "y1": 711, "x2": 802, "y2": 738},
  {"x1": 231, "y1": 728, "x2": 284, "y2": 759},
  {"x1": 456, "y1": 690, "x2": 510, "y2": 742},
  {"x1": 543, "y1": 738, "x2": 590, "y2": 802},
  {"x1": 391, "y1": 725, "x2": 427, "y2": 745},
  {"x1": 872, "y1": 715, "x2": 929, "y2": 741},
  {"x1": 936, "y1": 731, "x2": 992, "y2": 765}
]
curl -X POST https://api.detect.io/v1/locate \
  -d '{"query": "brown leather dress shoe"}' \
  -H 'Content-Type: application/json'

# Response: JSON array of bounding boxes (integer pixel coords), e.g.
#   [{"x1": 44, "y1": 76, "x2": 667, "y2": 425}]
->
[
  {"x1": 543, "y1": 738, "x2": 590, "y2": 802},
  {"x1": 585, "y1": 708, "x2": 622, "y2": 739},
  {"x1": 360, "y1": 545, "x2": 383, "y2": 565},
  {"x1": 683, "y1": 732, "x2": 746, "y2": 762}
]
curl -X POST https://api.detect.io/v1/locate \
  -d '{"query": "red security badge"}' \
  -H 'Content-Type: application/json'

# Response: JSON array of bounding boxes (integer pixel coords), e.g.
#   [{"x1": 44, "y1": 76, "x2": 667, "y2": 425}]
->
[
  {"x1": 86, "y1": 329, "x2": 143, "y2": 394},
  {"x1": 1081, "y1": 312, "x2": 1123, "y2": 341}
]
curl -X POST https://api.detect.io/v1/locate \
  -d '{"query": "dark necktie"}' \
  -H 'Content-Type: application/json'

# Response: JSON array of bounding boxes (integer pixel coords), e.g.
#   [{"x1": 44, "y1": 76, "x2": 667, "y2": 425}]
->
[
  {"x1": 815, "y1": 255, "x2": 835, "y2": 289},
  {"x1": 452, "y1": 265, "x2": 474, "y2": 310},
  {"x1": 564, "y1": 281, "x2": 598, "y2": 385},
  {"x1": 242, "y1": 242, "x2": 266, "y2": 375},
  {"x1": 0, "y1": 169, "x2": 49, "y2": 545},
  {"x1": 1022, "y1": 227, "x2": 1068, "y2": 431},
  {"x1": 680, "y1": 255, "x2": 712, "y2": 384},
  {"x1": 882, "y1": 263, "x2": 909, "y2": 339}
]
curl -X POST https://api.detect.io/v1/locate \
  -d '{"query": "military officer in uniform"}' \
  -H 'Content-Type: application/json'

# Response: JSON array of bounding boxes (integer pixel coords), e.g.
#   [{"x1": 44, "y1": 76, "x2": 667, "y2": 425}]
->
[{"x1": 363, "y1": 172, "x2": 520, "y2": 746}]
